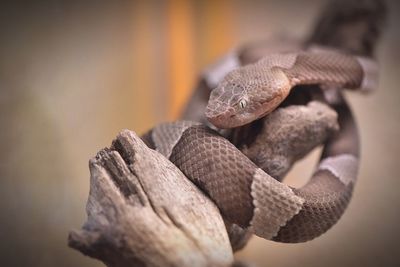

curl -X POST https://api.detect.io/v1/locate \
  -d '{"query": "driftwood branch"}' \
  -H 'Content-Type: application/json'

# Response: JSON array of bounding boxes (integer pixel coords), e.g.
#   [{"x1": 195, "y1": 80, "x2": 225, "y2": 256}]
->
[
  {"x1": 68, "y1": 130, "x2": 233, "y2": 267},
  {"x1": 68, "y1": 101, "x2": 339, "y2": 267}
]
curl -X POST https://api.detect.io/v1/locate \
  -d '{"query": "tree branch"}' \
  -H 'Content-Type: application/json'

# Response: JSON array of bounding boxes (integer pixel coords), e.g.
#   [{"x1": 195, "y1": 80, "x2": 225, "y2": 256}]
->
[{"x1": 68, "y1": 130, "x2": 233, "y2": 267}]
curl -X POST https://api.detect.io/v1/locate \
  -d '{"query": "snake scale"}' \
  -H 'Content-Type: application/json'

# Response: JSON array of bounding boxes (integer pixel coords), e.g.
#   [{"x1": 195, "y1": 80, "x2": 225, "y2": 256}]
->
[{"x1": 141, "y1": 0, "x2": 385, "y2": 244}]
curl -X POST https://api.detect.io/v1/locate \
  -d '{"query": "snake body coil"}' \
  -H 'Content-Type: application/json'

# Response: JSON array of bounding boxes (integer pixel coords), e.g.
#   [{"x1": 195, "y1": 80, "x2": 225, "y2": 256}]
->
[
  {"x1": 141, "y1": 0, "x2": 385, "y2": 244},
  {"x1": 146, "y1": 93, "x2": 358, "y2": 243}
]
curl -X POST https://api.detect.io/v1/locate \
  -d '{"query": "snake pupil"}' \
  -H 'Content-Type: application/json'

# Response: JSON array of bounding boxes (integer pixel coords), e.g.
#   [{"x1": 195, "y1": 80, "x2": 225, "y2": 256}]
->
[{"x1": 239, "y1": 99, "x2": 247, "y2": 109}]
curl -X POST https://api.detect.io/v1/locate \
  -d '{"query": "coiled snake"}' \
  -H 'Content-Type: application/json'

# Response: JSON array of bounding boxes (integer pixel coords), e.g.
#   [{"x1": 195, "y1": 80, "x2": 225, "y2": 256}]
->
[
  {"x1": 141, "y1": 49, "x2": 378, "y2": 243},
  {"x1": 141, "y1": 0, "x2": 385, "y2": 245}
]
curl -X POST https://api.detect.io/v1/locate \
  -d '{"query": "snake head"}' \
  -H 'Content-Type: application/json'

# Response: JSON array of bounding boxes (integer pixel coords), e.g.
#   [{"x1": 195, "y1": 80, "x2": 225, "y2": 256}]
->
[
  {"x1": 205, "y1": 65, "x2": 291, "y2": 129},
  {"x1": 205, "y1": 81, "x2": 253, "y2": 128}
]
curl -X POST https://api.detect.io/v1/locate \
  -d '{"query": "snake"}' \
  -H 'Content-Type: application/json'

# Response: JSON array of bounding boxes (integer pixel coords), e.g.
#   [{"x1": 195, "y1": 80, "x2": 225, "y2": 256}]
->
[
  {"x1": 140, "y1": 0, "x2": 385, "y2": 244},
  {"x1": 205, "y1": 50, "x2": 376, "y2": 129},
  {"x1": 141, "y1": 49, "x2": 377, "y2": 243}
]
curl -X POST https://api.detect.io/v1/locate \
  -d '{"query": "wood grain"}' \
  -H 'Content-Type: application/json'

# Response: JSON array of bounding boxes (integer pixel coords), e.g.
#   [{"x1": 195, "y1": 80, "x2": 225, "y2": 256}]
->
[{"x1": 68, "y1": 130, "x2": 233, "y2": 267}]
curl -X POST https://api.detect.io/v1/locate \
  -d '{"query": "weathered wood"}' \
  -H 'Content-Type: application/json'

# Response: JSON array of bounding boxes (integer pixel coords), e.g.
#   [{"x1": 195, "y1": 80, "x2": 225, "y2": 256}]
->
[
  {"x1": 68, "y1": 130, "x2": 233, "y2": 267},
  {"x1": 69, "y1": 100, "x2": 340, "y2": 266},
  {"x1": 242, "y1": 101, "x2": 339, "y2": 180}
]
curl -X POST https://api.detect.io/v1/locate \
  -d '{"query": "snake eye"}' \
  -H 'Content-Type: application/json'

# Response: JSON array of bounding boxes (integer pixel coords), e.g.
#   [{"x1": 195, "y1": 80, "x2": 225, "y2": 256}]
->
[{"x1": 238, "y1": 99, "x2": 247, "y2": 109}]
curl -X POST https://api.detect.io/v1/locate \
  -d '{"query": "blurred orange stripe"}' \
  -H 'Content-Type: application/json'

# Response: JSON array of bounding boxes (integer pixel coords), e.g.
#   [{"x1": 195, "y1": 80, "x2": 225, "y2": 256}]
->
[
  {"x1": 202, "y1": 0, "x2": 234, "y2": 63},
  {"x1": 166, "y1": 0, "x2": 195, "y2": 119}
]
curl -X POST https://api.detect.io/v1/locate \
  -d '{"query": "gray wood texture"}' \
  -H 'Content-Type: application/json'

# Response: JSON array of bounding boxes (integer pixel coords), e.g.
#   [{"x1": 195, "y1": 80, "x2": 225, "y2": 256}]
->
[{"x1": 68, "y1": 130, "x2": 233, "y2": 267}]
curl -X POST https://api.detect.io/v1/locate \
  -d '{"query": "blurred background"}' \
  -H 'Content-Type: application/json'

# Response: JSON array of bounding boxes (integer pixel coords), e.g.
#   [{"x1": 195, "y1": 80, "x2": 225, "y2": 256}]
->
[{"x1": 0, "y1": 0, "x2": 399, "y2": 266}]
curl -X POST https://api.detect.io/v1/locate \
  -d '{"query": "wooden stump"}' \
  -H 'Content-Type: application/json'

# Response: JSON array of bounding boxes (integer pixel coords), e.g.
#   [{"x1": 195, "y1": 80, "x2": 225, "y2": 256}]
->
[{"x1": 68, "y1": 130, "x2": 234, "y2": 267}]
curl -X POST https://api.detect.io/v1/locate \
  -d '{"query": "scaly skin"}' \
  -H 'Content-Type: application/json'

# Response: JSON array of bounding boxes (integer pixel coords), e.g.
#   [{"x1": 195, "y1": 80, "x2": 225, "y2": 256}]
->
[
  {"x1": 205, "y1": 50, "x2": 368, "y2": 128},
  {"x1": 161, "y1": 0, "x2": 386, "y2": 247}
]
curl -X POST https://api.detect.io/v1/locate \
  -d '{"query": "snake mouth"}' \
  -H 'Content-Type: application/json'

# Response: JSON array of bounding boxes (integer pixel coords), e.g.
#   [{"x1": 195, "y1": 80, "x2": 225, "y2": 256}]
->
[
  {"x1": 207, "y1": 114, "x2": 236, "y2": 129},
  {"x1": 207, "y1": 111, "x2": 256, "y2": 129},
  {"x1": 207, "y1": 99, "x2": 282, "y2": 129},
  {"x1": 206, "y1": 113, "x2": 236, "y2": 128},
  {"x1": 205, "y1": 103, "x2": 239, "y2": 128}
]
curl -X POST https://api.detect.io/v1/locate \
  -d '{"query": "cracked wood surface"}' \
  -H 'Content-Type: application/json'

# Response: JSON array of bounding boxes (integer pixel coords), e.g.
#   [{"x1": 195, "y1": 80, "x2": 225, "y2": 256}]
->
[
  {"x1": 68, "y1": 130, "x2": 233, "y2": 267},
  {"x1": 68, "y1": 101, "x2": 339, "y2": 267}
]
